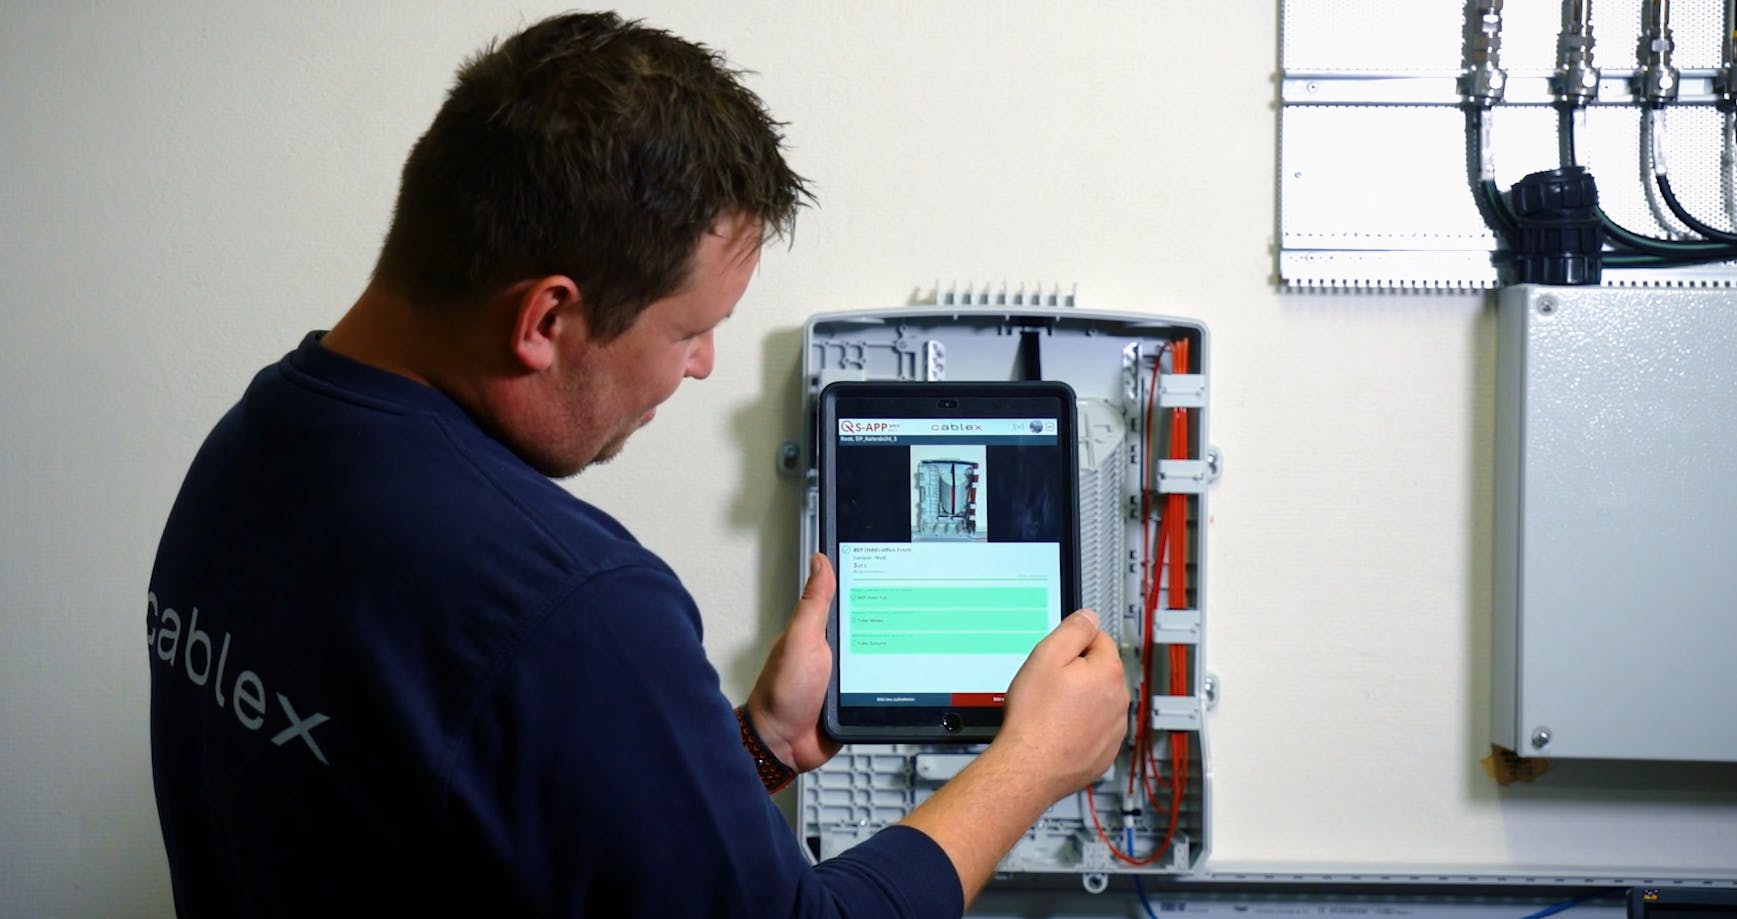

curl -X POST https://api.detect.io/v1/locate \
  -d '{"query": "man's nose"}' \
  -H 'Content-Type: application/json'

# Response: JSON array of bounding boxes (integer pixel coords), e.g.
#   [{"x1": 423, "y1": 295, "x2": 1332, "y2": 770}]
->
[{"x1": 686, "y1": 331, "x2": 715, "y2": 380}]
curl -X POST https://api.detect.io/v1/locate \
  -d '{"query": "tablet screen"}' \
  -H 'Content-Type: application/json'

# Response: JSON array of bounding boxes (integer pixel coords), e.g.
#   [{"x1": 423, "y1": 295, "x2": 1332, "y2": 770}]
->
[{"x1": 819, "y1": 382, "x2": 1080, "y2": 742}]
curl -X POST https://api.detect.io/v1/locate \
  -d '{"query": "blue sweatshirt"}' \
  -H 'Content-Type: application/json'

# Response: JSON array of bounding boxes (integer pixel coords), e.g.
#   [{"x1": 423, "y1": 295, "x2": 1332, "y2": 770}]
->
[{"x1": 147, "y1": 333, "x2": 963, "y2": 917}]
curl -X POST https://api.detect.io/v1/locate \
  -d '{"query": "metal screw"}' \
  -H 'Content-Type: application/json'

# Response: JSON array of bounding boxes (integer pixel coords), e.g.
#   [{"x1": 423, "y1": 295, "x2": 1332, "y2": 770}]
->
[
  {"x1": 1531, "y1": 726, "x2": 1552, "y2": 749},
  {"x1": 1537, "y1": 296, "x2": 1557, "y2": 315},
  {"x1": 776, "y1": 440, "x2": 801, "y2": 476}
]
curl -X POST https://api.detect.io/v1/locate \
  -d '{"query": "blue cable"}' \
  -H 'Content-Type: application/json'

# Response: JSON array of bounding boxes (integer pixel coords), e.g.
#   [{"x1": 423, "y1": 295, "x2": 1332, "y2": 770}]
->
[
  {"x1": 1132, "y1": 874, "x2": 1158, "y2": 919},
  {"x1": 1129, "y1": 827, "x2": 1159, "y2": 919}
]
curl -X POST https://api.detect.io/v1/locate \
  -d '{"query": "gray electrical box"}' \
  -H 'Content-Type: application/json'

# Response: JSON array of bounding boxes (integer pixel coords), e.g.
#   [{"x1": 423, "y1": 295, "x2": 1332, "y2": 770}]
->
[
  {"x1": 1493, "y1": 284, "x2": 1737, "y2": 762},
  {"x1": 794, "y1": 294, "x2": 1218, "y2": 880}
]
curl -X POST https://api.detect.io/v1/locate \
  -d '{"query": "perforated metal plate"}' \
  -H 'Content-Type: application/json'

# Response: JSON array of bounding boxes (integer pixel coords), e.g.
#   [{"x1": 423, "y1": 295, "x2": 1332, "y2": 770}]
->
[{"x1": 1279, "y1": 0, "x2": 1737, "y2": 289}]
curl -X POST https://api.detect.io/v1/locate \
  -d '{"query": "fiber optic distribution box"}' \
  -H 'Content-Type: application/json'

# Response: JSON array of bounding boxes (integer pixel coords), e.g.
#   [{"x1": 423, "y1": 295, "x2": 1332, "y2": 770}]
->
[
  {"x1": 1493, "y1": 285, "x2": 1737, "y2": 763},
  {"x1": 795, "y1": 293, "x2": 1218, "y2": 883}
]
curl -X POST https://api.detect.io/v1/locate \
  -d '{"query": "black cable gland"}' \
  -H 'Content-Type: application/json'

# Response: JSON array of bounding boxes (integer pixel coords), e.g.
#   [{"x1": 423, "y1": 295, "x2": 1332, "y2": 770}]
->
[{"x1": 1506, "y1": 166, "x2": 1604, "y2": 285}]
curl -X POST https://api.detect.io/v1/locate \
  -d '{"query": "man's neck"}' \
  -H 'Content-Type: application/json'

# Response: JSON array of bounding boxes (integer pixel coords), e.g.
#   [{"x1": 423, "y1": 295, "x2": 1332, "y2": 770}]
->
[
  {"x1": 321, "y1": 283, "x2": 452, "y2": 388},
  {"x1": 324, "y1": 281, "x2": 550, "y2": 466}
]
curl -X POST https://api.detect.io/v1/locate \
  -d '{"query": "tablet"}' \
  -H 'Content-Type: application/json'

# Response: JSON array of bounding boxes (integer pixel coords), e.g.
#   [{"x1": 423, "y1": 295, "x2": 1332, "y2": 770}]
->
[{"x1": 819, "y1": 381, "x2": 1081, "y2": 743}]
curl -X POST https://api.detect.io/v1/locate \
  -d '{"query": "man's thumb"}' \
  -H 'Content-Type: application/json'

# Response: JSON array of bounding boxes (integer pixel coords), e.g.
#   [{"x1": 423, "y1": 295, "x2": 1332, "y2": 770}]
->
[{"x1": 795, "y1": 553, "x2": 836, "y2": 620}]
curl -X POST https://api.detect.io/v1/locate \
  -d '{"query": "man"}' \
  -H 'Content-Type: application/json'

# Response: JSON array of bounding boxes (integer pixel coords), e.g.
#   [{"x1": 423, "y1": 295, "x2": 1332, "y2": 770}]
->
[{"x1": 148, "y1": 11, "x2": 1126, "y2": 917}]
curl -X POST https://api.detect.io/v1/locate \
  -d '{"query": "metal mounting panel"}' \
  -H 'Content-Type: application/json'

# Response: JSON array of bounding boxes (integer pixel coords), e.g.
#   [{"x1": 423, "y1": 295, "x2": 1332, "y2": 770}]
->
[{"x1": 1279, "y1": 0, "x2": 1737, "y2": 290}]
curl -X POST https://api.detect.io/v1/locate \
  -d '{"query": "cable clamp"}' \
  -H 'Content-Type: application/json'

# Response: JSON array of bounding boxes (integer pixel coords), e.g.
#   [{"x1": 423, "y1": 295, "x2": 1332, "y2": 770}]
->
[
  {"x1": 1157, "y1": 373, "x2": 1206, "y2": 408},
  {"x1": 1152, "y1": 608, "x2": 1202, "y2": 645},
  {"x1": 1150, "y1": 696, "x2": 1204, "y2": 733},
  {"x1": 1157, "y1": 460, "x2": 1211, "y2": 494}
]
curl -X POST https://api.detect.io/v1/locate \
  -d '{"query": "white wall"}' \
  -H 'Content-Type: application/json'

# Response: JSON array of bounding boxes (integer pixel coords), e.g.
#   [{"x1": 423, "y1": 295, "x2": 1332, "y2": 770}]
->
[{"x1": 2, "y1": 2, "x2": 1734, "y2": 916}]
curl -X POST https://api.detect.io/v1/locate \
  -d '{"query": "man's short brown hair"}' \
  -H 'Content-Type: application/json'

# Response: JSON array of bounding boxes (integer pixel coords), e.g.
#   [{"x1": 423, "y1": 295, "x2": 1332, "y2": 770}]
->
[{"x1": 372, "y1": 11, "x2": 809, "y2": 341}]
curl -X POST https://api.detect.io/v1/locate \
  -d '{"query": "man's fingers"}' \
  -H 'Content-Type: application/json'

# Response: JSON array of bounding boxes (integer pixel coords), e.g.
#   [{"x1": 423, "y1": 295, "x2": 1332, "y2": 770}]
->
[
  {"x1": 1083, "y1": 629, "x2": 1130, "y2": 701},
  {"x1": 1077, "y1": 625, "x2": 1119, "y2": 661},
  {"x1": 1028, "y1": 609, "x2": 1102, "y2": 665}
]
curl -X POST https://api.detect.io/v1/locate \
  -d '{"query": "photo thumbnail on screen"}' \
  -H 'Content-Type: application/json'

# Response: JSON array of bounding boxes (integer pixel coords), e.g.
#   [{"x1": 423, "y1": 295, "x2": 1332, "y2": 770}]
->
[{"x1": 911, "y1": 444, "x2": 987, "y2": 541}]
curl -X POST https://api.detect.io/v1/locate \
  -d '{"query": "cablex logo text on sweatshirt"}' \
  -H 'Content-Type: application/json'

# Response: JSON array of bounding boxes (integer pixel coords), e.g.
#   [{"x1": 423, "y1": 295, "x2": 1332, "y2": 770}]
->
[{"x1": 147, "y1": 592, "x2": 332, "y2": 765}]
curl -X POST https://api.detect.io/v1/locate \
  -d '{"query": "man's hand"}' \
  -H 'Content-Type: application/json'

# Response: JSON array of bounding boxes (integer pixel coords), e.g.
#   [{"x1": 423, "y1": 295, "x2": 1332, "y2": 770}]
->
[
  {"x1": 745, "y1": 553, "x2": 840, "y2": 773},
  {"x1": 992, "y1": 609, "x2": 1128, "y2": 798},
  {"x1": 898, "y1": 609, "x2": 1128, "y2": 905}
]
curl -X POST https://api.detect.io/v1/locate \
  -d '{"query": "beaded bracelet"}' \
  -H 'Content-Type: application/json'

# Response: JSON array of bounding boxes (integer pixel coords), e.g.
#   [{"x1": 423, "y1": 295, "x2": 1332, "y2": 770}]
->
[{"x1": 735, "y1": 706, "x2": 796, "y2": 793}]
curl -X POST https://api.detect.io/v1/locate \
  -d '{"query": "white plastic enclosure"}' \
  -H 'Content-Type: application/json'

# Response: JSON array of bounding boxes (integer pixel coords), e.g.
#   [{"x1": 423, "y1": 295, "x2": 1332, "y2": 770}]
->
[{"x1": 795, "y1": 297, "x2": 1218, "y2": 880}]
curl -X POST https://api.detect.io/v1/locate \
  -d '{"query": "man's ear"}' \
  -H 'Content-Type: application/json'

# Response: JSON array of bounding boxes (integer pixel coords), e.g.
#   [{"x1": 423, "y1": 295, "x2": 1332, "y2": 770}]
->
[{"x1": 508, "y1": 275, "x2": 583, "y2": 372}]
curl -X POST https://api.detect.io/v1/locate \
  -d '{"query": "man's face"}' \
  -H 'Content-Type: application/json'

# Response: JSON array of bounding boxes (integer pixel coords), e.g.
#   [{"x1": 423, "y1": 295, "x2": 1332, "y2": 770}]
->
[{"x1": 537, "y1": 215, "x2": 761, "y2": 477}]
